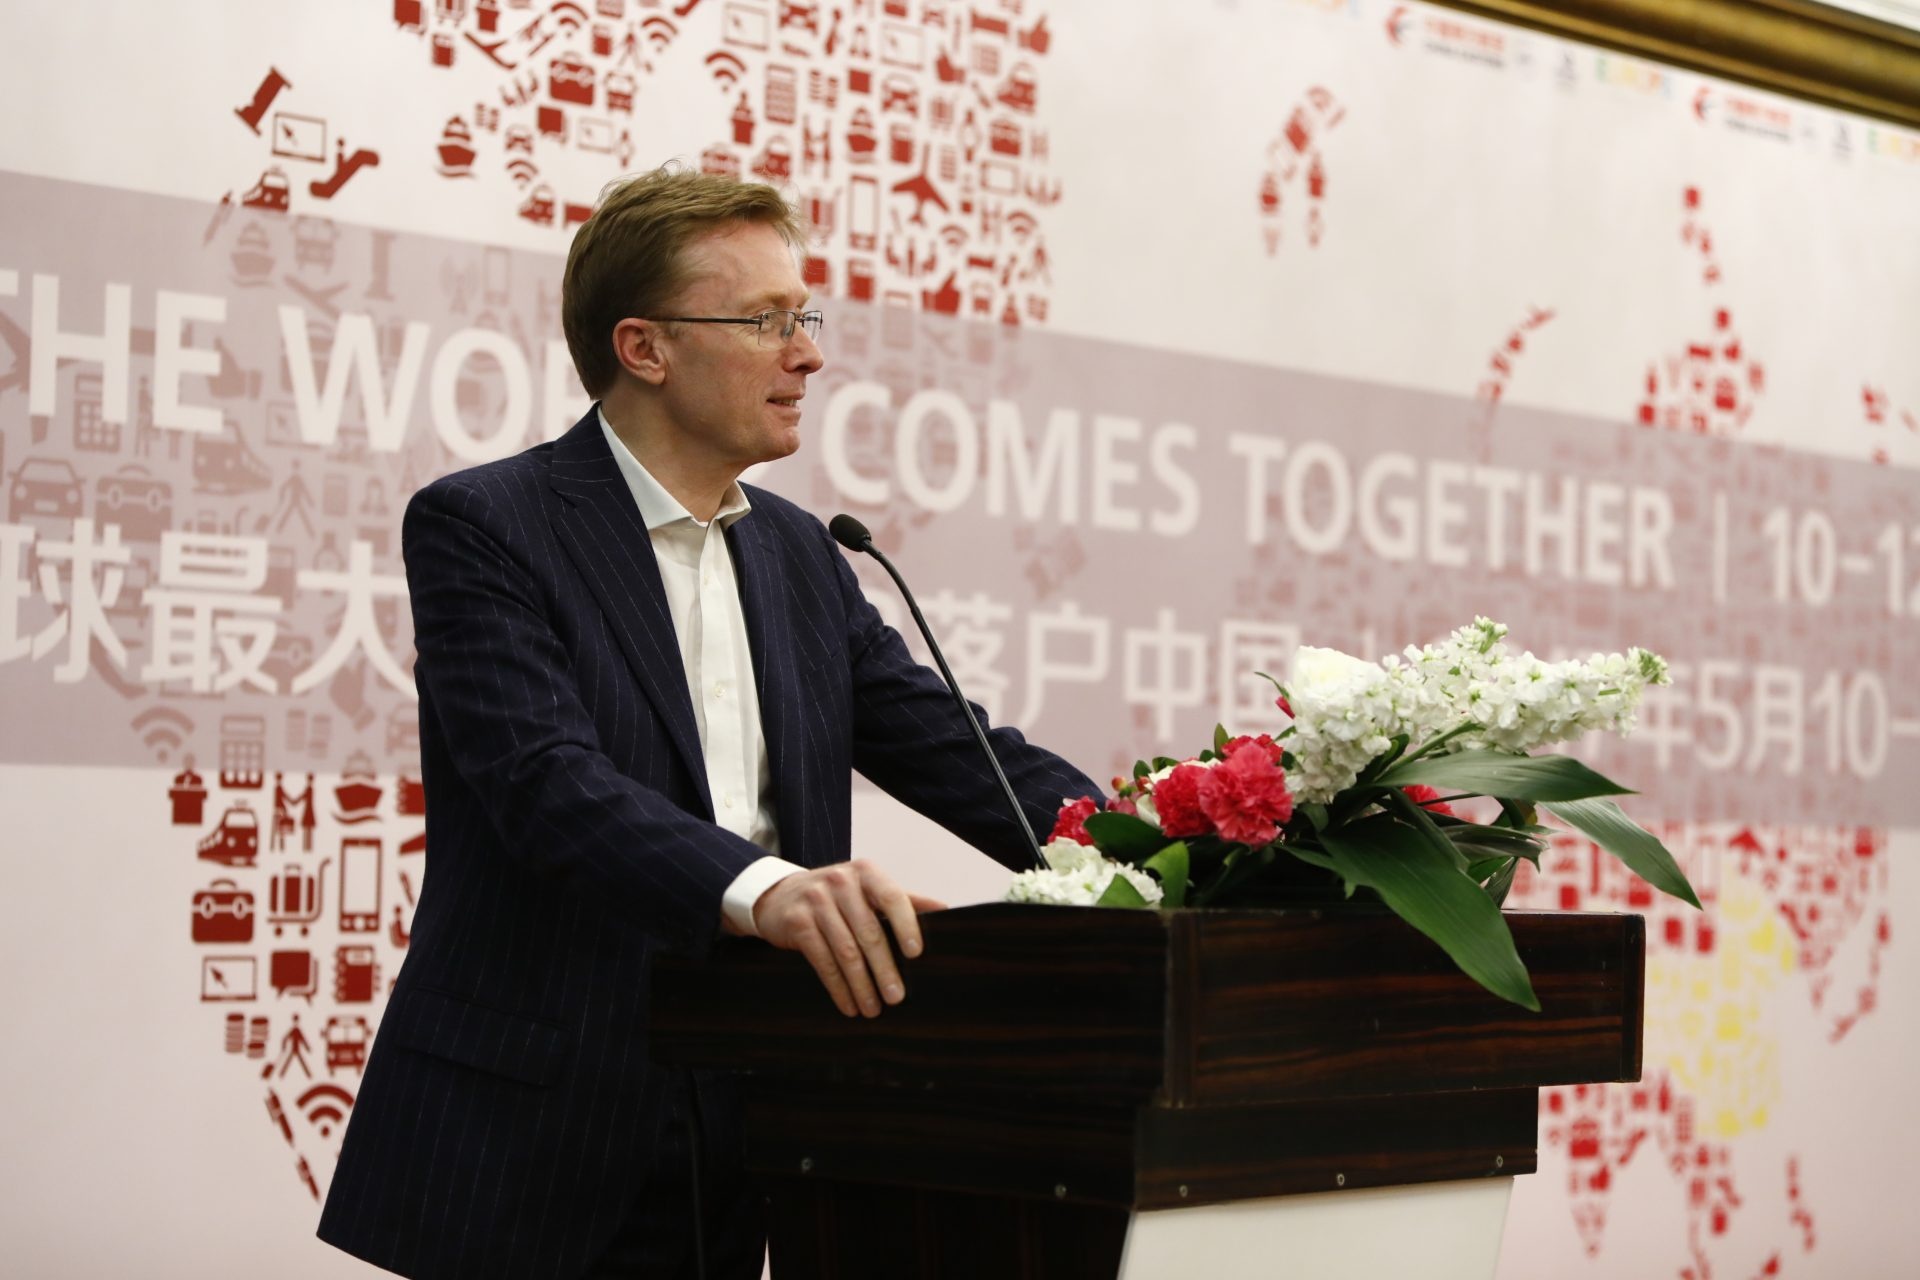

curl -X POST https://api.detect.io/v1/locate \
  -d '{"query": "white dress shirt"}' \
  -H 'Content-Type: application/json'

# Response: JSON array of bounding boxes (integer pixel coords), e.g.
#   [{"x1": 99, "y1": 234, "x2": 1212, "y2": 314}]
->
[{"x1": 598, "y1": 407, "x2": 803, "y2": 936}]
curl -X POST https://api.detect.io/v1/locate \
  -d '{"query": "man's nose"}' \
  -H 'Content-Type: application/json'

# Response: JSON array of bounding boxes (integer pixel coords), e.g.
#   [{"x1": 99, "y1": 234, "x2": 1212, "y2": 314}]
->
[{"x1": 787, "y1": 325, "x2": 825, "y2": 374}]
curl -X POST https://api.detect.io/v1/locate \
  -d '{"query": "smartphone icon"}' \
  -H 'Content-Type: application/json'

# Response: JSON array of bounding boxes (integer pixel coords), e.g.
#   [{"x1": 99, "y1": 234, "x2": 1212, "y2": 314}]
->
[{"x1": 339, "y1": 837, "x2": 382, "y2": 933}]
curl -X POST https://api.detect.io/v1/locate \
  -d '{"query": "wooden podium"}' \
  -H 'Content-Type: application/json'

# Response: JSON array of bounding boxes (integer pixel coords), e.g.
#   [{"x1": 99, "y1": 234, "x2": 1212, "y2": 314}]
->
[{"x1": 651, "y1": 904, "x2": 1643, "y2": 1279}]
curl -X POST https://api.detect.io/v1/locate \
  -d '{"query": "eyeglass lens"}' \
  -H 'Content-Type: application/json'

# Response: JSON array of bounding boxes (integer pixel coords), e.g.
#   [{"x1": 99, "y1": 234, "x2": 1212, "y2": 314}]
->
[{"x1": 760, "y1": 310, "x2": 823, "y2": 345}]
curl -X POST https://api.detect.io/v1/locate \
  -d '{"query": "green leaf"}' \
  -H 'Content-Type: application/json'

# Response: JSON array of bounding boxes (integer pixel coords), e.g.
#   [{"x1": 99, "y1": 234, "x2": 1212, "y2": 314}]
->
[
  {"x1": 1133, "y1": 760, "x2": 1152, "y2": 779},
  {"x1": 1495, "y1": 798, "x2": 1539, "y2": 829},
  {"x1": 1319, "y1": 814, "x2": 1540, "y2": 1011},
  {"x1": 1143, "y1": 841, "x2": 1190, "y2": 908},
  {"x1": 1544, "y1": 798, "x2": 1703, "y2": 910},
  {"x1": 1465, "y1": 857, "x2": 1507, "y2": 882},
  {"x1": 1482, "y1": 859, "x2": 1519, "y2": 907},
  {"x1": 1094, "y1": 872, "x2": 1150, "y2": 908},
  {"x1": 1355, "y1": 734, "x2": 1411, "y2": 786},
  {"x1": 1283, "y1": 843, "x2": 1340, "y2": 874},
  {"x1": 1192, "y1": 846, "x2": 1246, "y2": 906},
  {"x1": 1213, "y1": 723, "x2": 1231, "y2": 752},
  {"x1": 1443, "y1": 822, "x2": 1547, "y2": 864},
  {"x1": 1376, "y1": 749, "x2": 1633, "y2": 802},
  {"x1": 1193, "y1": 844, "x2": 1279, "y2": 906},
  {"x1": 1082, "y1": 812, "x2": 1172, "y2": 862}
]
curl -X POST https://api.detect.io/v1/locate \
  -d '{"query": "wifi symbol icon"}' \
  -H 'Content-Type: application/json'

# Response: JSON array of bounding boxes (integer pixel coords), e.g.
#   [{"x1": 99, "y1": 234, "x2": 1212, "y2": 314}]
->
[
  {"x1": 132, "y1": 705, "x2": 195, "y2": 763},
  {"x1": 507, "y1": 157, "x2": 540, "y2": 188},
  {"x1": 641, "y1": 15, "x2": 678, "y2": 52},
  {"x1": 296, "y1": 1083, "x2": 356, "y2": 1141},
  {"x1": 706, "y1": 50, "x2": 746, "y2": 89}
]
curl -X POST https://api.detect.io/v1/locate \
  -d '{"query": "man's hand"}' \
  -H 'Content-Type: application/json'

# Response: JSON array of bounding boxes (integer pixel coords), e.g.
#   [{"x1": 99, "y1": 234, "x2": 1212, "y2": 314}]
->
[{"x1": 751, "y1": 860, "x2": 946, "y2": 1018}]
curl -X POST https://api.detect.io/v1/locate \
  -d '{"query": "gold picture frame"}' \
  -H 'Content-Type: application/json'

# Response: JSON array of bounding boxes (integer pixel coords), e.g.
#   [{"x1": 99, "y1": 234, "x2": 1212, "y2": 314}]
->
[{"x1": 1427, "y1": 0, "x2": 1920, "y2": 127}]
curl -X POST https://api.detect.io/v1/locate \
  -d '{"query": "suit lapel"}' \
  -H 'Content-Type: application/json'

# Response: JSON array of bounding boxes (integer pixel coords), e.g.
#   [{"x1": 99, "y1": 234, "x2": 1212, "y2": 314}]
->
[
  {"x1": 727, "y1": 509, "x2": 809, "y2": 863},
  {"x1": 545, "y1": 410, "x2": 712, "y2": 816}
]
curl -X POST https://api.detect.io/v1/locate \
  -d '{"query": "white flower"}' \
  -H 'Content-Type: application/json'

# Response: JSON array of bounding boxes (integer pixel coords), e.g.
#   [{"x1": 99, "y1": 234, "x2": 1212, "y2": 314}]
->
[
  {"x1": 1040, "y1": 837, "x2": 1103, "y2": 873},
  {"x1": 1282, "y1": 645, "x2": 1421, "y2": 804},
  {"x1": 1290, "y1": 646, "x2": 1386, "y2": 703},
  {"x1": 1004, "y1": 853, "x2": 1164, "y2": 907},
  {"x1": 1277, "y1": 620, "x2": 1669, "y2": 804}
]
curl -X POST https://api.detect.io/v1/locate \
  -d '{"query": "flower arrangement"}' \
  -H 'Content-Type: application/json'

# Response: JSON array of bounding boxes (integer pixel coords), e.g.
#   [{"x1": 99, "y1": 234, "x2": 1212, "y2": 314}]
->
[{"x1": 1005, "y1": 619, "x2": 1701, "y2": 1010}]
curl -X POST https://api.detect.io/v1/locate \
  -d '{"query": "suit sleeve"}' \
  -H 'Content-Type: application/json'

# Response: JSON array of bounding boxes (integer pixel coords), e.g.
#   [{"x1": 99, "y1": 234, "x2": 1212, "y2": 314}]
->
[
  {"x1": 820, "y1": 528, "x2": 1103, "y2": 870},
  {"x1": 403, "y1": 478, "x2": 761, "y2": 954}
]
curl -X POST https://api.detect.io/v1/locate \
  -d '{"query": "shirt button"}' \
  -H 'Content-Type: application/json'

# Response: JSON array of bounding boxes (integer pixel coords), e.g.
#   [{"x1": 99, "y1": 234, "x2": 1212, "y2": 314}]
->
[
  {"x1": 713, "y1": 681, "x2": 728, "y2": 698},
  {"x1": 723, "y1": 795, "x2": 737, "y2": 810}
]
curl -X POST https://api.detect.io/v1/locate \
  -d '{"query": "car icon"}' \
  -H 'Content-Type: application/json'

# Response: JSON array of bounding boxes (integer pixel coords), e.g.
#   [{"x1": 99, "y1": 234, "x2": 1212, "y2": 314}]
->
[
  {"x1": 10, "y1": 457, "x2": 83, "y2": 521},
  {"x1": 95, "y1": 464, "x2": 173, "y2": 542}
]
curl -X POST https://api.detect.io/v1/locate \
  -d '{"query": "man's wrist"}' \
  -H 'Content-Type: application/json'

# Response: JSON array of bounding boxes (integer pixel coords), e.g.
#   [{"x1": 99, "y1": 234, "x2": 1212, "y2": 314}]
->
[{"x1": 720, "y1": 856, "x2": 805, "y2": 937}]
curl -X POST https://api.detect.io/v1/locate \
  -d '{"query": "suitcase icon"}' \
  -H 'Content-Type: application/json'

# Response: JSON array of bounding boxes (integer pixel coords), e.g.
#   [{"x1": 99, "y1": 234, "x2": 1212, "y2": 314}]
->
[
  {"x1": 193, "y1": 879, "x2": 255, "y2": 944},
  {"x1": 269, "y1": 858, "x2": 330, "y2": 938}
]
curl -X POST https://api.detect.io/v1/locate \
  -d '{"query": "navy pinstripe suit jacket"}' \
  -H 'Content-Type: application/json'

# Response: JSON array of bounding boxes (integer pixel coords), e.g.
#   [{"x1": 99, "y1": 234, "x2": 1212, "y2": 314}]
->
[{"x1": 317, "y1": 409, "x2": 1097, "y2": 1278}]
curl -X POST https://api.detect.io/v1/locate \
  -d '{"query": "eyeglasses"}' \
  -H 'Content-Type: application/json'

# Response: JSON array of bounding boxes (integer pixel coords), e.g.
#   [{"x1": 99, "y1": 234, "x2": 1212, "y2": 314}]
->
[{"x1": 651, "y1": 309, "x2": 824, "y2": 348}]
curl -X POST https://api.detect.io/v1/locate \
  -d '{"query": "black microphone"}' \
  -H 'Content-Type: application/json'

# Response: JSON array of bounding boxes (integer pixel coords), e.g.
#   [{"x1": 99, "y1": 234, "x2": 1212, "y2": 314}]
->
[{"x1": 830, "y1": 514, "x2": 1046, "y2": 870}]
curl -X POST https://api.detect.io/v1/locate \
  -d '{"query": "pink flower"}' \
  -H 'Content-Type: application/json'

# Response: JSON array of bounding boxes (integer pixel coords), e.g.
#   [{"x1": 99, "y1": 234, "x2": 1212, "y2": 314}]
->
[
  {"x1": 1153, "y1": 763, "x2": 1215, "y2": 839},
  {"x1": 1276, "y1": 693, "x2": 1293, "y2": 718},
  {"x1": 1221, "y1": 733, "x2": 1285, "y2": 766},
  {"x1": 1049, "y1": 796, "x2": 1100, "y2": 846},
  {"x1": 1197, "y1": 744, "x2": 1295, "y2": 846},
  {"x1": 1107, "y1": 794, "x2": 1139, "y2": 818},
  {"x1": 1402, "y1": 785, "x2": 1455, "y2": 819}
]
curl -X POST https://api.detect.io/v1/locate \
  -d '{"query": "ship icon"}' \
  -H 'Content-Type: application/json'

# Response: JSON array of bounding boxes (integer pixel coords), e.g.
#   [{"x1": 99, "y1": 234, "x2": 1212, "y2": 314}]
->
[
  {"x1": 230, "y1": 222, "x2": 275, "y2": 286},
  {"x1": 333, "y1": 751, "x2": 385, "y2": 824},
  {"x1": 437, "y1": 116, "x2": 477, "y2": 178}
]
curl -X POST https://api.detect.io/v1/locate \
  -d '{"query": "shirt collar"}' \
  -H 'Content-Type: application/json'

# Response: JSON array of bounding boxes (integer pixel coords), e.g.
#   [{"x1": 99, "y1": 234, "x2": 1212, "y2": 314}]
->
[{"x1": 597, "y1": 403, "x2": 752, "y2": 532}]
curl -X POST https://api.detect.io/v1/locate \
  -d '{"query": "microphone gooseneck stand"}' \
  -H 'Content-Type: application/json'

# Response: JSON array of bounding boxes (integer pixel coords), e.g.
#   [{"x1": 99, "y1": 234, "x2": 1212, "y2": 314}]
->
[{"x1": 829, "y1": 513, "x2": 1047, "y2": 872}]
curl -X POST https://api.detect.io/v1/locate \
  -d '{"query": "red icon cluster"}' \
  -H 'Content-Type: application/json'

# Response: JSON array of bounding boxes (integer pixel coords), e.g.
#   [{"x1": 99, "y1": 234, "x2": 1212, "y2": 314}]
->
[
  {"x1": 220, "y1": 66, "x2": 383, "y2": 228},
  {"x1": 1512, "y1": 815, "x2": 1888, "y2": 1277},
  {"x1": 1635, "y1": 188, "x2": 1767, "y2": 436},
  {"x1": 1862, "y1": 383, "x2": 1918, "y2": 465},
  {"x1": 185, "y1": 753, "x2": 421, "y2": 1200},
  {"x1": 1539, "y1": 1072, "x2": 1790, "y2": 1280},
  {"x1": 1258, "y1": 86, "x2": 1344, "y2": 255},
  {"x1": 394, "y1": 0, "x2": 1061, "y2": 328},
  {"x1": 1474, "y1": 305, "x2": 1556, "y2": 411}
]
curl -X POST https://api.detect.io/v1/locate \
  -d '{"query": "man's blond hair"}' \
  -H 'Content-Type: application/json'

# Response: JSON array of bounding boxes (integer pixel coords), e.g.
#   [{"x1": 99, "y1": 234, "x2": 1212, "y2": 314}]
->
[{"x1": 562, "y1": 165, "x2": 807, "y2": 397}]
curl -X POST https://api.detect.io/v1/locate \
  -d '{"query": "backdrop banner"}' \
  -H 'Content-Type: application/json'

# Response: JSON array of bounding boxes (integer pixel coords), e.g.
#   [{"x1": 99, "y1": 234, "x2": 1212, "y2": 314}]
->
[{"x1": 1, "y1": 2, "x2": 1915, "y2": 1277}]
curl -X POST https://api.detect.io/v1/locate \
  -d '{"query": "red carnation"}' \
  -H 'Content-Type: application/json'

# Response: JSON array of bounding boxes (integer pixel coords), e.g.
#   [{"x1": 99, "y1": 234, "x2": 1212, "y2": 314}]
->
[
  {"x1": 1197, "y1": 744, "x2": 1295, "y2": 846},
  {"x1": 1152, "y1": 763, "x2": 1215, "y2": 839},
  {"x1": 1402, "y1": 785, "x2": 1455, "y2": 818},
  {"x1": 1276, "y1": 693, "x2": 1294, "y2": 718},
  {"x1": 1222, "y1": 733, "x2": 1285, "y2": 765},
  {"x1": 1050, "y1": 796, "x2": 1100, "y2": 846}
]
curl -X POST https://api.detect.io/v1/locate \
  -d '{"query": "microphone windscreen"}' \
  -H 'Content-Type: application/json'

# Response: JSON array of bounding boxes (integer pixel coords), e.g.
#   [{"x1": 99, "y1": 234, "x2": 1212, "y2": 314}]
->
[{"x1": 828, "y1": 513, "x2": 873, "y2": 551}]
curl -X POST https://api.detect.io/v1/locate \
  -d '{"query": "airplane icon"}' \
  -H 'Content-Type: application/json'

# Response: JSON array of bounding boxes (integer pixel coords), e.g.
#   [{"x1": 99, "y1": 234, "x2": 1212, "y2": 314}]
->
[{"x1": 891, "y1": 149, "x2": 949, "y2": 225}]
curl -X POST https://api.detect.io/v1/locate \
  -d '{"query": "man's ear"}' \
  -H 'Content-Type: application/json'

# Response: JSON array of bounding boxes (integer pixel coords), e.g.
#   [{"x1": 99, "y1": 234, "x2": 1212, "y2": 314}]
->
[{"x1": 612, "y1": 317, "x2": 668, "y2": 387}]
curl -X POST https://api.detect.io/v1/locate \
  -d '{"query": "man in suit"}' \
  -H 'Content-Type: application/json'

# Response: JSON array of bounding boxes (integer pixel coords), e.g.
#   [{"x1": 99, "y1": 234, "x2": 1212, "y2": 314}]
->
[{"x1": 317, "y1": 167, "x2": 1097, "y2": 1278}]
